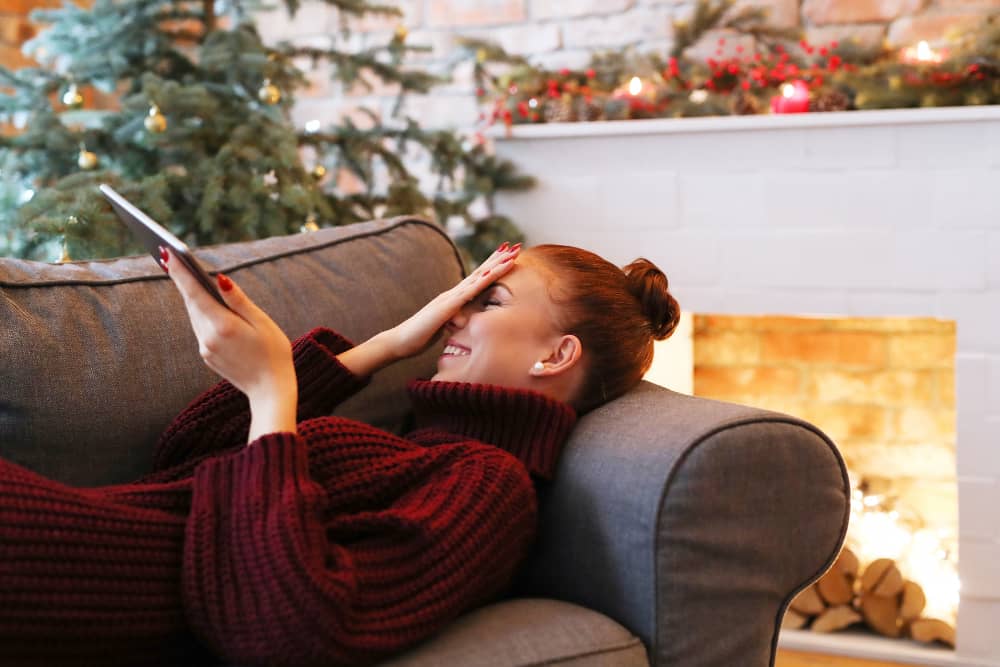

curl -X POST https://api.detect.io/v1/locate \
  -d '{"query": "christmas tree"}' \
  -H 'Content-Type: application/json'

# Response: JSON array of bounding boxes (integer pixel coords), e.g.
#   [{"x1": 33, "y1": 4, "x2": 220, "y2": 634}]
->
[{"x1": 0, "y1": 0, "x2": 533, "y2": 264}]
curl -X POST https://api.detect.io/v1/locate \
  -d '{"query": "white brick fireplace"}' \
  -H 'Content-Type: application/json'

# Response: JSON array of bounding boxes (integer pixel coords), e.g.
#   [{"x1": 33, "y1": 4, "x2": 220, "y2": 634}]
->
[{"x1": 492, "y1": 106, "x2": 1000, "y2": 665}]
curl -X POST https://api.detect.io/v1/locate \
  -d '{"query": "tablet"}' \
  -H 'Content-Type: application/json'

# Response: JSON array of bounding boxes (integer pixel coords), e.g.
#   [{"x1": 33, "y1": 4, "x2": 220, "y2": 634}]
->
[{"x1": 99, "y1": 184, "x2": 232, "y2": 310}]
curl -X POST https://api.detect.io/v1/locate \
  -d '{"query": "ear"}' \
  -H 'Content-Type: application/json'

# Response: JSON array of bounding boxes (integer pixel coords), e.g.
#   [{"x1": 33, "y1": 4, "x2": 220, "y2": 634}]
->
[{"x1": 530, "y1": 334, "x2": 583, "y2": 377}]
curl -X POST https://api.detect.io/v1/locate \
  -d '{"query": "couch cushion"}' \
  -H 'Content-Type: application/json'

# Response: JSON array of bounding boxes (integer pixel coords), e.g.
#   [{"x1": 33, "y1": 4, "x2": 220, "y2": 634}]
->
[
  {"x1": 0, "y1": 217, "x2": 464, "y2": 486},
  {"x1": 380, "y1": 598, "x2": 649, "y2": 667}
]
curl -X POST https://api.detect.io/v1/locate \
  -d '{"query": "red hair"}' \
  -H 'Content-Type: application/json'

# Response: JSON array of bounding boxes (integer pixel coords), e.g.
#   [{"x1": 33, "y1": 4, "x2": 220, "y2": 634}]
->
[{"x1": 527, "y1": 245, "x2": 680, "y2": 413}]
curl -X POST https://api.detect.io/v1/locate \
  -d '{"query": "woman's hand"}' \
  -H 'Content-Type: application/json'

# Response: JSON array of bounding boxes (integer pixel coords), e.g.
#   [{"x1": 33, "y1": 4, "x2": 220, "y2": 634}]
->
[
  {"x1": 161, "y1": 247, "x2": 297, "y2": 439},
  {"x1": 390, "y1": 242, "x2": 521, "y2": 359}
]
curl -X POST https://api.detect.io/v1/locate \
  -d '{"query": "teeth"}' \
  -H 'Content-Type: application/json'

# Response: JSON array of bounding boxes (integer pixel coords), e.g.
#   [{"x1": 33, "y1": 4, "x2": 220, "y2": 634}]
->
[{"x1": 443, "y1": 345, "x2": 470, "y2": 356}]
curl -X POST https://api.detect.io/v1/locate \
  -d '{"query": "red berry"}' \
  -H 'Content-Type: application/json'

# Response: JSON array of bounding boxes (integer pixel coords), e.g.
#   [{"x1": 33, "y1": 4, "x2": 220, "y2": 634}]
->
[
  {"x1": 559, "y1": 68, "x2": 570, "y2": 76},
  {"x1": 585, "y1": 68, "x2": 596, "y2": 78},
  {"x1": 741, "y1": 80, "x2": 750, "y2": 90}
]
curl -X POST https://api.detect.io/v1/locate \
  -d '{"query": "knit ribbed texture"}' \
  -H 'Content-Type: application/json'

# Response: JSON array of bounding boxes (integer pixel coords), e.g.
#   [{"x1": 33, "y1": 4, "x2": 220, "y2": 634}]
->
[
  {"x1": 406, "y1": 380, "x2": 577, "y2": 480},
  {"x1": 0, "y1": 327, "x2": 575, "y2": 667}
]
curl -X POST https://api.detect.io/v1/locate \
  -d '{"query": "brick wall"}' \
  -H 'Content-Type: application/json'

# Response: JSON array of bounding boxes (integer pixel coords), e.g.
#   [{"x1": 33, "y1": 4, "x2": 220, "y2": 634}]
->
[{"x1": 693, "y1": 314, "x2": 957, "y2": 534}]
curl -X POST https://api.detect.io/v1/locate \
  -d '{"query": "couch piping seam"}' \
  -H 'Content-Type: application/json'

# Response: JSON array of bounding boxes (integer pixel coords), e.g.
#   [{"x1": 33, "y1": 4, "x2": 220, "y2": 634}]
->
[{"x1": 0, "y1": 217, "x2": 466, "y2": 288}]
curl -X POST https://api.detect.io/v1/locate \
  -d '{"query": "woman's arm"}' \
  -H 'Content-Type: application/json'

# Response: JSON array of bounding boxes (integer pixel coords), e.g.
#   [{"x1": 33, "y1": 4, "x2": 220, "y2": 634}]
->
[
  {"x1": 160, "y1": 247, "x2": 297, "y2": 442},
  {"x1": 336, "y1": 242, "x2": 522, "y2": 376}
]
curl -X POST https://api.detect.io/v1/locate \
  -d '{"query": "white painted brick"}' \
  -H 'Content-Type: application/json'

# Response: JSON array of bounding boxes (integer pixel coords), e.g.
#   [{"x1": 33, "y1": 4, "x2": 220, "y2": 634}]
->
[
  {"x1": 529, "y1": 49, "x2": 594, "y2": 70},
  {"x1": 958, "y1": 596, "x2": 1000, "y2": 660},
  {"x1": 803, "y1": 126, "x2": 895, "y2": 169},
  {"x1": 717, "y1": 230, "x2": 896, "y2": 290},
  {"x1": 253, "y1": 3, "x2": 336, "y2": 44},
  {"x1": 957, "y1": 354, "x2": 989, "y2": 419},
  {"x1": 459, "y1": 22, "x2": 562, "y2": 55},
  {"x1": 562, "y1": 6, "x2": 673, "y2": 48},
  {"x1": 959, "y1": 477, "x2": 999, "y2": 540},
  {"x1": 989, "y1": 355, "x2": 1000, "y2": 418},
  {"x1": 896, "y1": 123, "x2": 993, "y2": 168},
  {"x1": 931, "y1": 169, "x2": 1000, "y2": 229},
  {"x1": 758, "y1": 170, "x2": 939, "y2": 231},
  {"x1": 938, "y1": 291, "x2": 1000, "y2": 354},
  {"x1": 671, "y1": 286, "x2": 730, "y2": 313},
  {"x1": 890, "y1": 230, "x2": 987, "y2": 291},
  {"x1": 531, "y1": 0, "x2": 636, "y2": 20},
  {"x1": 956, "y1": 416, "x2": 999, "y2": 477},
  {"x1": 990, "y1": 122, "x2": 1000, "y2": 166},
  {"x1": 705, "y1": 287, "x2": 850, "y2": 317},
  {"x1": 958, "y1": 537, "x2": 1000, "y2": 599},
  {"x1": 846, "y1": 290, "x2": 938, "y2": 317},
  {"x1": 679, "y1": 172, "x2": 768, "y2": 227},
  {"x1": 989, "y1": 233, "x2": 1000, "y2": 287},
  {"x1": 395, "y1": 93, "x2": 478, "y2": 130}
]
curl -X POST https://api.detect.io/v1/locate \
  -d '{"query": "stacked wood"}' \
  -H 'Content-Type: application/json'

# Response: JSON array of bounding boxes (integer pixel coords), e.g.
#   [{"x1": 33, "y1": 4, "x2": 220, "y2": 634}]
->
[{"x1": 782, "y1": 547, "x2": 956, "y2": 649}]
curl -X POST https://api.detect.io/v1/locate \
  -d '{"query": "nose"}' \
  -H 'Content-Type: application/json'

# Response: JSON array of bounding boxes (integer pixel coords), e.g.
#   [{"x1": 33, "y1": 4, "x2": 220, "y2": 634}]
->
[{"x1": 445, "y1": 302, "x2": 473, "y2": 332}]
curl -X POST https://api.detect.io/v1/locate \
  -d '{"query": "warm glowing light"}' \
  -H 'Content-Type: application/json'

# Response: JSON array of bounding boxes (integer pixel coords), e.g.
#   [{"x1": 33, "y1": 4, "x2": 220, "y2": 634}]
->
[
  {"x1": 782, "y1": 83, "x2": 796, "y2": 98},
  {"x1": 848, "y1": 488, "x2": 960, "y2": 624},
  {"x1": 901, "y1": 40, "x2": 945, "y2": 64},
  {"x1": 305, "y1": 119, "x2": 321, "y2": 133},
  {"x1": 628, "y1": 76, "x2": 642, "y2": 96}
]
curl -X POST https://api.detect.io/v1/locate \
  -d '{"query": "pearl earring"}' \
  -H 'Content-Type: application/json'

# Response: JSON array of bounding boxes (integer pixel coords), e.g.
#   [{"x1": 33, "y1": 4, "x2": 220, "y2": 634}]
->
[{"x1": 532, "y1": 361, "x2": 545, "y2": 373}]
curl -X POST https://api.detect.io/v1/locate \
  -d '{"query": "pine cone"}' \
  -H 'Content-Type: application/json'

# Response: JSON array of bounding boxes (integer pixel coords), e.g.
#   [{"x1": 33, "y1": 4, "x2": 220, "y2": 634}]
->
[
  {"x1": 574, "y1": 97, "x2": 603, "y2": 121},
  {"x1": 809, "y1": 89, "x2": 852, "y2": 112},
  {"x1": 543, "y1": 97, "x2": 576, "y2": 123},
  {"x1": 730, "y1": 91, "x2": 761, "y2": 115}
]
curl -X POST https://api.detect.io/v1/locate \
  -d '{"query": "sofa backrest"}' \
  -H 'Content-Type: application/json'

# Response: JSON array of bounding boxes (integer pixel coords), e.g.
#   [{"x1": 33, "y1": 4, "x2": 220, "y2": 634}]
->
[{"x1": 0, "y1": 217, "x2": 464, "y2": 486}]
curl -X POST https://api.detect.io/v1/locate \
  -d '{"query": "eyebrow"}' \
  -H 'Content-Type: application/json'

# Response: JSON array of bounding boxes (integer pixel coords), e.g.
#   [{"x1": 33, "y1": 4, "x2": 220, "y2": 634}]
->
[{"x1": 491, "y1": 281, "x2": 514, "y2": 296}]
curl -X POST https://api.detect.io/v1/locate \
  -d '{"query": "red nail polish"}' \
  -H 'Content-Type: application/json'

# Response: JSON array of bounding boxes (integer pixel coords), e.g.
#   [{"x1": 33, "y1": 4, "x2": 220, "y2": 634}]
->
[
  {"x1": 482, "y1": 269, "x2": 491, "y2": 277},
  {"x1": 498, "y1": 242, "x2": 509, "y2": 252},
  {"x1": 510, "y1": 243, "x2": 522, "y2": 252},
  {"x1": 217, "y1": 274, "x2": 233, "y2": 292},
  {"x1": 160, "y1": 259, "x2": 169, "y2": 274},
  {"x1": 159, "y1": 246, "x2": 169, "y2": 264}
]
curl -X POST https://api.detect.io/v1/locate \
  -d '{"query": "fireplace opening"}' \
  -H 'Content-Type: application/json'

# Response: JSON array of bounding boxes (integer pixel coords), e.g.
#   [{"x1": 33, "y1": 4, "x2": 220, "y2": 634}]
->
[{"x1": 649, "y1": 313, "x2": 960, "y2": 650}]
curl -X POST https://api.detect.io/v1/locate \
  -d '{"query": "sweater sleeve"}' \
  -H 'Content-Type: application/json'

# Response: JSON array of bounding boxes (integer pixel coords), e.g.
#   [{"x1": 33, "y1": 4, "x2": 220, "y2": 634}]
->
[
  {"x1": 151, "y1": 327, "x2": 370, "y2": 474},
  {"x1": 181, "y1": 422, "x2": 538, "y2": 667}
]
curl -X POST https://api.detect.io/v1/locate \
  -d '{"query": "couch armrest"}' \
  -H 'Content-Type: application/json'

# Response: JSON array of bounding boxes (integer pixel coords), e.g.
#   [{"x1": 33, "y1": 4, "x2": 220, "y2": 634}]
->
[{"x1": 518, "y1": 381, "x2": 850, "y2": 667}]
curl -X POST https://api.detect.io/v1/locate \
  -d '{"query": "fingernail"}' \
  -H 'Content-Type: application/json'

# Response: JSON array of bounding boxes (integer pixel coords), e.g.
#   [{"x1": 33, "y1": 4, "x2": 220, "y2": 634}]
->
[
  {"x1": 498, "y1": 242, "x2": 509, "y2": 252},
  {"x1": 160, "y1": 259, "x2": 169, "y2": 274},
  {"x1": 482, "y1": 269, "x2": 491, "y2": 276},
  {"x1": 501, "y1": 255, "x2": 516, "y2": 263},
  {"x1": 217, "y1": 274, "x2": 233, "y2": 292},
  {"x1": 159, "y1": 246, "x2": 169, "y2": 264},
  {"x1": 510, "y1": 243, "x2": 522, "y2": 252}
]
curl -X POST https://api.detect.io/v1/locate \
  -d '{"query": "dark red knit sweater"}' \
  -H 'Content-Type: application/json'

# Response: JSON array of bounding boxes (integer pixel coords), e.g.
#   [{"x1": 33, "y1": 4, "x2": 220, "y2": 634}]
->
[{"x1": 0, "y1": 327, "x2": 577, "y2": 667}]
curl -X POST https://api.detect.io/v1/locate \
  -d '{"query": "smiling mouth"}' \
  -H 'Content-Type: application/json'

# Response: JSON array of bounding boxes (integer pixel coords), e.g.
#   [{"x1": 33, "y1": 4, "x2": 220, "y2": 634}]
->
[{"x1": 442, "y1": 344, "x2": 470, "y2": 357}]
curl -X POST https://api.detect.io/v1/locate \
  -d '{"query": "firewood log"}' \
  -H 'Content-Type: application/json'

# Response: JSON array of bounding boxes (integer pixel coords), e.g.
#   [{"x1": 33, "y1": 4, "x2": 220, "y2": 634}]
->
[
  {"x1": 860, "y1": 558, "x2": 904, "y2": 597},
  {"x1": 812, "y1": 604, "x2": 863, "y2": 633},
  {"x1": 817, "y1": 548, "x2": 858, "y2": 605},
  {"x1": 790, "y1": 584, "x2": 826, "y2": 616},
  {"x1": 860, "y1": 593, "x2": 902, "y2": 638},
  {"x1": 900, "y1": 580, "x2": 926, "y2": 622},
  {"x1": 909, "y1": 618, "x2": 956, "y2": 648},
  {"x1": 781, "y1": 608, "x2": 808, "y2": 630}
]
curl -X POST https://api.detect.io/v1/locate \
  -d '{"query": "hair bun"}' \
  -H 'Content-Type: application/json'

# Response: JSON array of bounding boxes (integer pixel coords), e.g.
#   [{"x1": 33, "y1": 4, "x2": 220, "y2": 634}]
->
[{"x1": 623, "y1": 258, "x2": 680, "y2": 341}]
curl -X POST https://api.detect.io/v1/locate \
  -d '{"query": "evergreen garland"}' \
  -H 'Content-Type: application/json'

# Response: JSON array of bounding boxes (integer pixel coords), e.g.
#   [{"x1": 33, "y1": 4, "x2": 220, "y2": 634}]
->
[{"x1": 462, "y1": 0, "x2": 999, "y2": 129}]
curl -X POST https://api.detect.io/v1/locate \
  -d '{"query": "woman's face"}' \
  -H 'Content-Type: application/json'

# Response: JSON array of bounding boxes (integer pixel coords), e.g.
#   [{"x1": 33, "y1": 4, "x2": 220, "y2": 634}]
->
[{"x1": 431, "y1": 257, "x2": 563, "y2": 389}]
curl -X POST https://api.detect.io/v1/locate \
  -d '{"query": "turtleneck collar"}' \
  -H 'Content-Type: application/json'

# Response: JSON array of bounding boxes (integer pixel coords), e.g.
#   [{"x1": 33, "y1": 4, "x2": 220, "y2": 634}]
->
[{"x1": 405, "y1": 380, "x2": 577, "y2": 481}]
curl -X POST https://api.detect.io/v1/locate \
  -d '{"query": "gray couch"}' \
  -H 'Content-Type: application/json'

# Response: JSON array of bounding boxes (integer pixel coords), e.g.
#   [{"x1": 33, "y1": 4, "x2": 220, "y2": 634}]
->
[{"x1": 0, "y1": 217, "x2": 850, "y2": 666}]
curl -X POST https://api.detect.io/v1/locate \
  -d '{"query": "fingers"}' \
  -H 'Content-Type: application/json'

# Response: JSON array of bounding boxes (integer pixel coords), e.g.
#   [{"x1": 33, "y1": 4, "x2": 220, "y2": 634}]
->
[{"x1": 470, "y1": 241, "x2": 521, "y2": 280}]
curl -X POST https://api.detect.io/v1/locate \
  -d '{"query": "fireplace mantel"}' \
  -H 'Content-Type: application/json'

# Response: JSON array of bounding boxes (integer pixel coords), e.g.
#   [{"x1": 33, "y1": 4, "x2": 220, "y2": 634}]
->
[{"x1": 492, "y1": 106, "x2": 1000, "y2": 665}]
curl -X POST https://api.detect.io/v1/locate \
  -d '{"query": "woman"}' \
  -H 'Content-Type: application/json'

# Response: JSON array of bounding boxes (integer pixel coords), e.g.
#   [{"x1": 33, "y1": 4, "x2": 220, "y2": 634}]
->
[{"x1": 0, "y1": 241, "x2": 679, "y2": 667}]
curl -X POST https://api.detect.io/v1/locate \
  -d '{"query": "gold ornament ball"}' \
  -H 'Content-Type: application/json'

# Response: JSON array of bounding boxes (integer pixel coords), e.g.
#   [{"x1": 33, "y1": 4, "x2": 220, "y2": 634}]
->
[
  {"x1": 300, "y1": 215, "x2": 320, "y2": 233},
  {"x1": 312, "y1": 164, "x2": 327, "y2": 181},
  {"x1": 78, "y1": 149, "x2": 99, "y2": 170},
  {"x1": 258, "y1": 80, "x2": 281, "y2": 105},
  {"x1": 394, "y1": 25, "x2": 408, "y2": 41},
  {"x1": 62, "y1": 85, "x2": 83, "y2": 109},
  {"x1": 476, "y1": 49, "x2": 487, "y2": 63},
  {"x1": 144, "y1": 105, "x2": 167, "y2": 133}
]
